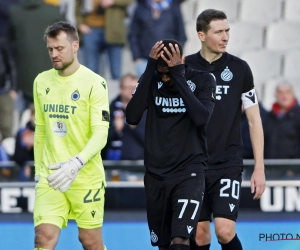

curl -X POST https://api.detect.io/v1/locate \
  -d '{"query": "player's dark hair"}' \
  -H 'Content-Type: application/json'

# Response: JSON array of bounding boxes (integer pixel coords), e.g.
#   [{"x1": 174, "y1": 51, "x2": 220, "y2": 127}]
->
[
  {"x1": 44, "y1": 21, "x2": 79, "y2": 42},
  {"x1": 196, "y1": 9, "x2": 227, "y2": 33},
  {"x1": 156, "y1": 39, "x2": 183, "y2": 68}
]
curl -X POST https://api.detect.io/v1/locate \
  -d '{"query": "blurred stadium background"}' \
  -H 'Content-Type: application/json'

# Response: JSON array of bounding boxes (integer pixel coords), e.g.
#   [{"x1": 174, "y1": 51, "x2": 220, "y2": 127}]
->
[
  {"x1": 117, "y1": 0, "x2": 300, "y2": 110},
  {"x1": 1, "y1": 0, "x2": 300, "y2": 249}
]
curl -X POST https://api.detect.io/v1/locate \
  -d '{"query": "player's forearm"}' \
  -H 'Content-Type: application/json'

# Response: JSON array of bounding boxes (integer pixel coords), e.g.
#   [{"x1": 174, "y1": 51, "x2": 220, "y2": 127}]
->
[
  {"x1": 80, "y1": 126, "x2": 108, "y2": 162},
  {"x1": 126, "y1": 57, "x2": 155, "y2": 125},
  {"x1": 170, "y1": 66, "x2": 214, "y2": 126},
  {"x1": 34, "y1": 124, "x2": 45, "y2": 176},
  {"x1": 249, "y1": 117, "x2": 265, "y2": 169}
]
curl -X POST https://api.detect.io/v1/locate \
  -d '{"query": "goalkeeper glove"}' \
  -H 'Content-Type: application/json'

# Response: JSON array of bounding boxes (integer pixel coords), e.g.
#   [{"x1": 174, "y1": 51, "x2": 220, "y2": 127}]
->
[{"x1": 47, "y1": 155, "x2": 85, "y2": 192}]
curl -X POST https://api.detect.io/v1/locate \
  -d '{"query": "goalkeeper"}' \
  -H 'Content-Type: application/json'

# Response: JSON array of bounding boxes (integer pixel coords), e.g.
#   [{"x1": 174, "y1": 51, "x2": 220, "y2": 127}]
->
[{"x1": 33, "y1": 21, "x2": 109, "y2": 250}]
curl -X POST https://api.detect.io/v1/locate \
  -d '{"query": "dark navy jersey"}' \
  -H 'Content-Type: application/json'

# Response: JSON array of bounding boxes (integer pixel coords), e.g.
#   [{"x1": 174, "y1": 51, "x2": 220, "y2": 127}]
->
[
  {"x1": 126, "y1": 57, "x2": 216, "y2": 179},
  {"x1": 185, "y1": 52, "x2": 254, "y2": 169}
]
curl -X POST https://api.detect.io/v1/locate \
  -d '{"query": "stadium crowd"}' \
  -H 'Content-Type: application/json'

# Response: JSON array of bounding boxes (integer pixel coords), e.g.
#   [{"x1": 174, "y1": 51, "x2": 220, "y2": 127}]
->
[{"x1": 0, "y1": 0, "x2": 300, "y2": 182}]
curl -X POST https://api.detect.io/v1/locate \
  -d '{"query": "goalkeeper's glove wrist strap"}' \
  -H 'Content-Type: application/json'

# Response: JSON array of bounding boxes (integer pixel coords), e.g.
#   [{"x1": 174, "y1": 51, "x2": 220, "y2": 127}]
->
[{"x1": 74, "y1": 155, "x2": 85, "y2": 169}]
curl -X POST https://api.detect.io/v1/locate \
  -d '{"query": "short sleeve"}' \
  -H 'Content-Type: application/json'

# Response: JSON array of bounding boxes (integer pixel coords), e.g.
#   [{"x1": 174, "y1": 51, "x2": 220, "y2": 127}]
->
[{"x1": 242, "y1": 61, "x2": 255, "y2": 93}]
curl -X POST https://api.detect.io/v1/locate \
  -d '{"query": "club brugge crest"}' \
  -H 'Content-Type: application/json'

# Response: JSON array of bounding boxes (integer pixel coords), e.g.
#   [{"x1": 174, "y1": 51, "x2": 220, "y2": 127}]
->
[
  {"x1": 151, "y1": 230, "x2": 158, "y2": 243},
  {"x1": 221, "y1": 66, "x2": 233, "y2": 81},
  {"x1": 187, "y1": 80, "x2": 196, "y2": 92},
  {"x1": 71, "y1": 90, "x2": 80, "y2": 101}
]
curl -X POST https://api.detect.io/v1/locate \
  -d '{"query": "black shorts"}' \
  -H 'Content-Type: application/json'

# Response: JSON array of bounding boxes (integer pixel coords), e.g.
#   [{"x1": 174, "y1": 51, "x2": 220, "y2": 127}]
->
[
  {"x1": 199, "y1": 166, "x2": 243, "y2": 222},
  {"x1": 144, "y1": 172, "x2": 205, "y2": 246}
]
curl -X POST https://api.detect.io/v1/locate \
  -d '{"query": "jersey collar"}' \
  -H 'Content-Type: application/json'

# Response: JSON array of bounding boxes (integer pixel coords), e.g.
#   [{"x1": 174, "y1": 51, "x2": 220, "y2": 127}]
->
[{"x1": 198, "y1": 52, "x2": 228, "y2": 71}]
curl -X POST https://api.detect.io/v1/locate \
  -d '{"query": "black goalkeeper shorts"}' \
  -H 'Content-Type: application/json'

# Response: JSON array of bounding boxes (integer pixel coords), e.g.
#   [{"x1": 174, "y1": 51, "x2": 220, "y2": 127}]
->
[{"x1": 144, "y1": 171, "x2": 205, "y2": 246}]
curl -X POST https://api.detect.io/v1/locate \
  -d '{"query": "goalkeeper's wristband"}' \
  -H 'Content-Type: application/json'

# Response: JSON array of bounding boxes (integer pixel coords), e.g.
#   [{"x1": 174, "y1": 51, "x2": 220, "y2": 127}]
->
[{"x1": 73, "y1": 155, "x2": 85, "y2": 169}]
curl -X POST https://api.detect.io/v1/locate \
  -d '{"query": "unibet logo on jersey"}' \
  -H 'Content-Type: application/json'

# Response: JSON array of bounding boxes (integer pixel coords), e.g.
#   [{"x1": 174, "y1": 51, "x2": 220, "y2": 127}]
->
[
  {"x1": 155, "y1": 97, "x2": 186, "y2": 113},
  {"x1": 215, "y1": 85, "x2": 230, "y2": 100},
  {"x1": 154, "y1": 80, "x2": 197, "y2": 113}
]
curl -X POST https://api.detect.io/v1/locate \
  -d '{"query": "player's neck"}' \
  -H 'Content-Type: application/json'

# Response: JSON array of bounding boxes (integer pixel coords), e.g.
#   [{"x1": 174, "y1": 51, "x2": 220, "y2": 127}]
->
[
  {"x1": 200, "y1": 49, "x2": 223, "y2": 64},
  {"x1": 57, "y1": 59, "x2": 80, "y2": 77}
]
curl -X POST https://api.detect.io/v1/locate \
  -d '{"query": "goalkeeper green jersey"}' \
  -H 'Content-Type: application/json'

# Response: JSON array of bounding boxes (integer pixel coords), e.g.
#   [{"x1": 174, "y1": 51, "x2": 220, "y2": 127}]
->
[{"x1": 34, "y1": 65, "x2": 109, "y2": 189}]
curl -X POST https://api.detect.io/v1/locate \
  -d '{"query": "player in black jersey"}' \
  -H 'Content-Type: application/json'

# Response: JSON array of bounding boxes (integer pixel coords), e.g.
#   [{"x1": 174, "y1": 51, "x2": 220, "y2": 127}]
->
[
  {"x1": 185, "y1": 10, "x2": 266, "y2": 250},
  {"x1": 126, "y1": 39, "x2": 216, "y2": 250}
]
